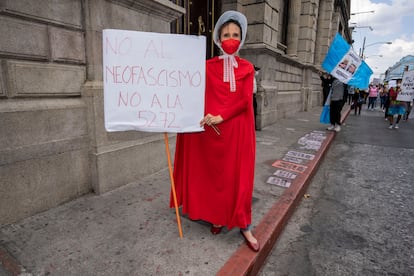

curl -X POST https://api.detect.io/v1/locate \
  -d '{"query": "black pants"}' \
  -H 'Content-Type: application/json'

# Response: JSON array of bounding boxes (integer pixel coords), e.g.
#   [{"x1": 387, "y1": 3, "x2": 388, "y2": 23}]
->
[
  {"x1": 330, "y1": 100, "x2": 343, "y2": 125},
  {"x1": 348, "y1": 94, "x2": 354, "y2": 105},
  {"x1": 354, "y1": 102, "x2": 362, "y2": 115},
  {"x1": 322, "y1": 89, "x2": 330, "y2": 106}
]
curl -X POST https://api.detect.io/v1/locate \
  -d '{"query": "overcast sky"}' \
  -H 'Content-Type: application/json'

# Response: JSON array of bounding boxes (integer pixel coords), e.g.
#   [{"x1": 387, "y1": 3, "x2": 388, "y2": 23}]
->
[{"x1": 350, "y1": 0, "x2": 414, "y2": 80}]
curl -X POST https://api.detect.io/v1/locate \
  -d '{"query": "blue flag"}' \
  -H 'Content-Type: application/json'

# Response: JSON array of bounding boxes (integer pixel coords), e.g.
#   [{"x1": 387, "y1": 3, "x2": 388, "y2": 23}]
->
[{"x1": 322, "y1": 33, "x2": 373, "y2": 89}]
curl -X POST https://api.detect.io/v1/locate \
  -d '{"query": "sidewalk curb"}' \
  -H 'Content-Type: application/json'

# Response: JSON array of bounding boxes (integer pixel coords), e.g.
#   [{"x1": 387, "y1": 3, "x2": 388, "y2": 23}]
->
[{"x1": 217, "y1": 106, "x2": 351, "y2": 275}]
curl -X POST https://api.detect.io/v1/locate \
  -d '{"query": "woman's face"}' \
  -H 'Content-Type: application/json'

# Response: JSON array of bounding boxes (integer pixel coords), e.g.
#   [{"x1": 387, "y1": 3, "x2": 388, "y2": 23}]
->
[{"x1": 220, "y1": 22, "x2": 241, "y2": 42}]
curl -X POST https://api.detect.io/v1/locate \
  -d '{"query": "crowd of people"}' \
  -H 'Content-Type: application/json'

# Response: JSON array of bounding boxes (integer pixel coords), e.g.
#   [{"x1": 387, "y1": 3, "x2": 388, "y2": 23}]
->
[
  {"x1": 358, "y1": 83, "x2": 412, "y2": 128},
  {"x1": 320, "y1": 73, "x2": 412, "y2": 130}
]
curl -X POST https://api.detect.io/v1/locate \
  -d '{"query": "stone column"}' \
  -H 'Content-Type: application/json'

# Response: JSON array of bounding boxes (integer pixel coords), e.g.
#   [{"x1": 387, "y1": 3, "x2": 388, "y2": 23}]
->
[
  {"x1": 286, "y1": 0, "x2": 301, "y2": 57},
  {"x1": 301, "y1": 67, "x2": 312, "y2": 111},
  {"x1": 315, "y1": 0, "x2": 334, "y2": 67}
]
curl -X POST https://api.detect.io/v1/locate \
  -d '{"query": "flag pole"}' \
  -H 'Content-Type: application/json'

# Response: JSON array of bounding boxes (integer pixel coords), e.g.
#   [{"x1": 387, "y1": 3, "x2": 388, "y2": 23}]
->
[{"x1": 164, "y1": 133, "x2": 183, "y2": 238}]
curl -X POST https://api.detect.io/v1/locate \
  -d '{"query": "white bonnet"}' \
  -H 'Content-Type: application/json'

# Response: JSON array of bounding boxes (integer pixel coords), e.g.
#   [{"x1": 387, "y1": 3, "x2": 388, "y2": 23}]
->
[{"x1": 213, "y1": 11, "x2": 248, "y2": 53}]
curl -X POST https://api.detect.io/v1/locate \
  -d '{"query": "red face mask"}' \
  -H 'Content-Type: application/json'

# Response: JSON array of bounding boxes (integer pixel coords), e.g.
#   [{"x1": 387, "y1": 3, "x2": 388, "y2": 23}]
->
[{"x1": 221, "y1": 39, "x2": 240, "y2": 55}]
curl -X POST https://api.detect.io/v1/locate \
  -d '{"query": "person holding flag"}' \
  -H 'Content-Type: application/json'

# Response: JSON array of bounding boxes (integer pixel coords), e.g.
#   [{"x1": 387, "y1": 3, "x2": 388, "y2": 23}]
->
[
  {"x1": 321, "y1": 33, "x2": 373, "y2": 130},
  {"x1": 322, "y1": 34, "x2": 373, "y2": 94},
  {"x1": 326, "y1": 77, "x2": 345, "y2": 132}
]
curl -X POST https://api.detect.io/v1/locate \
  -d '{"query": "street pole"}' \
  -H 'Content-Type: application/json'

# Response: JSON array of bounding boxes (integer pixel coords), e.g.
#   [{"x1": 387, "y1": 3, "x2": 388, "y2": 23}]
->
[
  {"x1": 361, "y1": 36, "x2": 366, "y2": 59},
  {"x1": 361, "y1": 40, "x2": 392, "y2": 59}
]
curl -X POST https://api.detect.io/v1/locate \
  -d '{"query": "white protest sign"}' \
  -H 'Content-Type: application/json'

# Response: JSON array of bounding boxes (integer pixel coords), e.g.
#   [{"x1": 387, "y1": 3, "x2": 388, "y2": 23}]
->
[
  {"x1": 103, "y1": 29, "x2": 206, "y2": 133},
  {"x1": 388, "y1": 80, "x2": 397, "y2": 88},
  {"x1": 397, "y1": 70, "x2": 414, "y2": 101}
]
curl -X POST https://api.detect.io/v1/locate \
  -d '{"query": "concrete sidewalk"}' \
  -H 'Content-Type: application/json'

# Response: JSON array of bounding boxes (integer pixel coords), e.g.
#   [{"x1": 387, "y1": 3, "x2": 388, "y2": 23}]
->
[{"x1": 0, "y1": 105, "x2": 350, "y2": 276}]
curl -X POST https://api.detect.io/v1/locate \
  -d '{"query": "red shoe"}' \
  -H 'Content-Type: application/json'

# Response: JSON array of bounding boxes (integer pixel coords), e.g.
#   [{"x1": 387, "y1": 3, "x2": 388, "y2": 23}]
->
[
  {"x1": 240, "y1": 230, "x2": 260, "y2": 252},
  {"x1": 210, "y1": 225, "x2": 223, "y2": 235}
]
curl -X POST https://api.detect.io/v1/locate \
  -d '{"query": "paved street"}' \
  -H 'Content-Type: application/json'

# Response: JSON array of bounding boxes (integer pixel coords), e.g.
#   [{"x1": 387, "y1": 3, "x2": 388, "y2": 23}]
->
[
  {"x1": 1, "y1": 104, "x2": 413, "y2": 275},
  {"x1": 260, "y1": 106, "x2": 414, "y2": 275}
]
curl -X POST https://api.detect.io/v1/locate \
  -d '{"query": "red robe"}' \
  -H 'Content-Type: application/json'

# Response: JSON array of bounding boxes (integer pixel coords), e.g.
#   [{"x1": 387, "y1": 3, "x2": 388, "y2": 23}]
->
[{"x1": 171, "y1": 56, "x2": 256, "y2": 230}]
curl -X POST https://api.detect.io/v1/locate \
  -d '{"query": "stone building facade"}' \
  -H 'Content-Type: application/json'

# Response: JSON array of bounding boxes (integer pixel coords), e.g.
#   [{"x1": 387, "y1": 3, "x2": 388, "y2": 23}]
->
[{"x1": 0, "y1": 0, "x2": 351, "y2": 225}]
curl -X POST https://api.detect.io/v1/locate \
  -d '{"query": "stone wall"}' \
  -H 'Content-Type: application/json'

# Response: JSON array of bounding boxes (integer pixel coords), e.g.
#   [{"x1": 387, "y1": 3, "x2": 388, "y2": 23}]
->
[
  {"x1": 0, "y1": 0, "x2": 185, "y2": 225},
  {"x1": 0, "y1": 0, "x2": 89, "y2": 225},
  {"x1": 315, "y1": 0, "x2": 335, "y2": 66},
  {"x1": 82, "y1": 0, "x2": 184, "y2": 195},
  {"x1": 0, "y1": 0, "x2": 348, "y2": 225}
]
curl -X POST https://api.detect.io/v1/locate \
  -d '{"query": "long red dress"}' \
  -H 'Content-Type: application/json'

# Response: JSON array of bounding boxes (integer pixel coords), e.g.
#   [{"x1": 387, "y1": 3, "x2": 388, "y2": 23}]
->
[{"x1": 171, "y1": 56, "x2": 256, "y2": 230}]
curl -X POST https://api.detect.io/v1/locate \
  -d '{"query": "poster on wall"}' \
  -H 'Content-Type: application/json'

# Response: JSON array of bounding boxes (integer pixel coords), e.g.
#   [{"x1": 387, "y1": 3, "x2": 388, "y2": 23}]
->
[{"x1": 103, "y1": 29, "x2": 206, "y2": 133}]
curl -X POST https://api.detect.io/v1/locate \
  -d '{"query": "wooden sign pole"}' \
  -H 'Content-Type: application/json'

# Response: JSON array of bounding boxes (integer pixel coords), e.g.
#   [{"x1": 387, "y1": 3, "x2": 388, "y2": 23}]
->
[{"x1": 164, "y1": 133, "x2": 183, "y2": 238}]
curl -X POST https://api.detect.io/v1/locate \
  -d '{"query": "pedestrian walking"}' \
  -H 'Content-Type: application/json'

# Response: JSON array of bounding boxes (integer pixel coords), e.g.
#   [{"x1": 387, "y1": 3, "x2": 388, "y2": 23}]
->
[
  {"x1": 348, "y1": 85, "x2": 355, "y2": 105},
  {"x1": 367, "y1": 84, "x2": 379, "y2": 110},
  {"x1": 403, "y1": 99, "x2": 412, "y2": 121},
  {"x1": 326, "y1": 77, "x2": 345, "y2": 132},
  {"x1": 383, "y1": 84, "x2": 391, "y2": 119},
  {"x1": 379, "y1": 84, "x2": 387, "y2": 110},
  {"x1": 387, "y1": 86, "x2": 406, "y2": 129},
  {"x1": 353, "y1": 88, "x2": 363, "y2": 115}
]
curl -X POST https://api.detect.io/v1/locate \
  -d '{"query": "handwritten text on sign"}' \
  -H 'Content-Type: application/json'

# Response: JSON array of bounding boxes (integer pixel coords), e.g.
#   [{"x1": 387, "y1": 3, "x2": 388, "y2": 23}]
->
[
  {"x1": 103, "y1": 29, "x2": 206, "y2": 132},
  {"x1": 397, "y1": 70, "x2": 414, "y2": 102}
]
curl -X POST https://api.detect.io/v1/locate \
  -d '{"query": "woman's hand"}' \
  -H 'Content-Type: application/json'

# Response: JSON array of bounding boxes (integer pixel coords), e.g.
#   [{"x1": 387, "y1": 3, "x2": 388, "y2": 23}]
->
[{"x1": 200, "y1": 114, "x2": 223, "y2": 127}]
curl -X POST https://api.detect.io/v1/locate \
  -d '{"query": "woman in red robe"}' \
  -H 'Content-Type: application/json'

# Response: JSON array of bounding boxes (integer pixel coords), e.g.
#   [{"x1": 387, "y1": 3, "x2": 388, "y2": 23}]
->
[{"x1": 171, "y1": 11, "x2": 259, "y2": 252}]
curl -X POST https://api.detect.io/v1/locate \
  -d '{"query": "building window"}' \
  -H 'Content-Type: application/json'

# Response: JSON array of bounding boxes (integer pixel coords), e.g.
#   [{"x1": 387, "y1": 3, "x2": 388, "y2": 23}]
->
[{"x1": 278, "y1": 0, "x2": 289, "y2": 47}]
